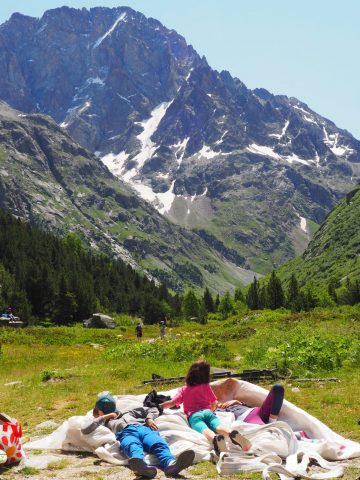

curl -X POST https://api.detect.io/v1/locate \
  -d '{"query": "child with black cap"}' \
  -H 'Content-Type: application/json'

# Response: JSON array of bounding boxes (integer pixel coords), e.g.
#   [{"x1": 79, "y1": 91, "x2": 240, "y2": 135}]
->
[{"x1": 82, "y1": 393, "x2": 194, "y2": 478}]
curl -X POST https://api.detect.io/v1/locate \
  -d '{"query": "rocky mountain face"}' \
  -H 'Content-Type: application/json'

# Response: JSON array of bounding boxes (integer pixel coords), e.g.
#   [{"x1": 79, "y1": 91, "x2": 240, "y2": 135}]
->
[
  {"x1": 1, "y1": 6, "x2": 360, "y2": 275},
  {"x1": 0, "y1": 101, "x2": 256, "y2": 292}
]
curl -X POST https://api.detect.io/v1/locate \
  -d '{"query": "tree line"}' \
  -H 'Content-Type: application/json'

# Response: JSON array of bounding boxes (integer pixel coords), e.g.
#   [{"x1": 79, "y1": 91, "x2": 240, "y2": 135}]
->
[
  {"x1": 0, "y1": 209, "x2": 359, "y2": 326},
  {"x1": 177, "y1": 271, "x2": 360, "y2": 323},
  {"x1": 0, "y1": 209, "x2": 170, "y2": 325}
]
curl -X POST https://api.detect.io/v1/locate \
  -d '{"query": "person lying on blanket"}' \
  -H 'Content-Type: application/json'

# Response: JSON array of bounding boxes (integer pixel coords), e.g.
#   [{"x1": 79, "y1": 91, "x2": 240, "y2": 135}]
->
[
  {"x1": 160, "y1": 360, "x2": 252, "y2": 456},
  {"x1": 218, "y1": 384, "x2": 311, "y2": 441},
  {"x1": 218, "y1": 384, "x2": 285, "y2": 424},
  {"x1": 81, "y1": 393, "x2": 195, "y2": 479}
]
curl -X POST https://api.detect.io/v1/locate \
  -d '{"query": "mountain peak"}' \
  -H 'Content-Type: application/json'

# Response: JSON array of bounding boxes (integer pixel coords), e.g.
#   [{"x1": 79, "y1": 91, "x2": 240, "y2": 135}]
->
[{"x1": 0, "y1": 6, "x2": 359, "y2": 280}]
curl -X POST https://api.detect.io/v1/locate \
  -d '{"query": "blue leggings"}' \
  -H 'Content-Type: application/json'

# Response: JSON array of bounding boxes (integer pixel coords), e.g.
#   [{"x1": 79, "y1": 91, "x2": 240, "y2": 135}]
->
[{"x1": 116, "y1": 424, "x2": 174, "y2": 468}]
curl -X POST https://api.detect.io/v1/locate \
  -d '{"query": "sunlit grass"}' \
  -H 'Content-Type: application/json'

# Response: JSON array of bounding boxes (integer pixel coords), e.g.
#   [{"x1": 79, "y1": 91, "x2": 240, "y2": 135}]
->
[{"x1": 0, "y1": 308, "x2": 359, "y2": 479}]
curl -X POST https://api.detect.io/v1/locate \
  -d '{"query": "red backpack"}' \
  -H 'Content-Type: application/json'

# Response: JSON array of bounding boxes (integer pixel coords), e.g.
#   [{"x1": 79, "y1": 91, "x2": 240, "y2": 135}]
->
[{"x1": 0, "y1": 417, "x2": 23, "y2": 464}]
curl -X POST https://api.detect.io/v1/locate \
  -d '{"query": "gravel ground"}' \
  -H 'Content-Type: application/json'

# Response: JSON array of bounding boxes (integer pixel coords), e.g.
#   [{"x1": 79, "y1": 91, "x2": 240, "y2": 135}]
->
[{"x1": 1, "y1": 449, "x2": 360, "y2": 480}]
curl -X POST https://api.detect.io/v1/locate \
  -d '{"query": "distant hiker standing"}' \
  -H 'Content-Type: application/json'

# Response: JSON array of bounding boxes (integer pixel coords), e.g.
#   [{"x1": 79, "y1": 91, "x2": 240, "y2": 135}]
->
[
  {"x1": 135, "y1": 321, "x2": 143, "y2": 341},
  {"x1": 159, "y1": 320, "x2": 166, "y2": 339}
]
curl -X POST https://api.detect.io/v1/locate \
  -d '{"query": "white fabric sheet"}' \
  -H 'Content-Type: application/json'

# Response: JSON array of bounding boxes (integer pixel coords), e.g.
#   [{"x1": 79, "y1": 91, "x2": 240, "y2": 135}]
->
[{"x1": 25, "y1": 380, "x2": 360, "y2": 478}]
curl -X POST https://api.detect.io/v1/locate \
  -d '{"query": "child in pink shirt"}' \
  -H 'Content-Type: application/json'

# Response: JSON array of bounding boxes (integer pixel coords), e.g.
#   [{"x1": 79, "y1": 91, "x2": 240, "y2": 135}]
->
[{"x1": 161, "y1": 361, "x2": 251, "y2": 455}]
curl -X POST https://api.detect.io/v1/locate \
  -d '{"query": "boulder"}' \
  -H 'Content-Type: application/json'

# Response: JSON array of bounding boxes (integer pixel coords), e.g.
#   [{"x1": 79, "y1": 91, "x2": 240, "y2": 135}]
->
[{"x1": 83, "y1": 313, "x2": 116, "y2": 329}]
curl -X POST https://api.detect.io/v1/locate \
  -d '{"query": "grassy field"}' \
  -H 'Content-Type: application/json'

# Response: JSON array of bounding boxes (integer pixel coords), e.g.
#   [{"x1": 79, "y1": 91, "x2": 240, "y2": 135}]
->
[{"x1": 0, "y1": 307, "x2": 359, "y2": 479}]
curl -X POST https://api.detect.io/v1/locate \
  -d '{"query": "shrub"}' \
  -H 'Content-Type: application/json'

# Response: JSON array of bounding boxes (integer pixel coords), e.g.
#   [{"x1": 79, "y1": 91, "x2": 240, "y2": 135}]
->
[
  {"x1": 205, "y1": 325, "x2": 256, "y2": 341},
  {"x1": 40, "y1": 370, "x2": 55, "y2": 382},
  {"x1": 264, "y1": 333, "x2": 353, "y2": 374},
  {"x1": 105, "y1": 337, "x2": 232, "y2": 363}
]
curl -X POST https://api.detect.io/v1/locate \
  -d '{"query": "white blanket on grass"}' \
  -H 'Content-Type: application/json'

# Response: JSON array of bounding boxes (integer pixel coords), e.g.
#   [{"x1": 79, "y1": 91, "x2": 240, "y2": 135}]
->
[{"x1": 25, "y1": 380, "x2": 360, "y2": 478}]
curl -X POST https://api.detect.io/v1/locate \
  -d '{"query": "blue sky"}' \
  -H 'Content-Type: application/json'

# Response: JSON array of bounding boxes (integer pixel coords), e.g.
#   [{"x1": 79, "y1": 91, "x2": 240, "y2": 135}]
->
[{"x1": 1, "y1": 0, "x2": 359, "y2": 138}]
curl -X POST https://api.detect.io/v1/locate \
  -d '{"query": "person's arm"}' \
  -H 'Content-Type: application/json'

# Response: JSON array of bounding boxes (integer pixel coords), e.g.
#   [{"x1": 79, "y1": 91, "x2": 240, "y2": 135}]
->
[
  {"x1": 206, "y1": 384, "x2": 218, "y2": 411},
  {"x1": 81, "y1": 412, "x2": 118, "y2": 435},
  {"x1": 218, "y1": 399, "x2": 242, "y2": 409},
  {"x1": 160, "y1": 386, "x2": 184, "y2": 410},
  {"x1": 159, "y1": 399, "x2": 177, "y2": 409},
  {"x1": 145, "y1": 417, "x2": 159, "y2": 430},
  {"x1": 144, "y1": 406, "x2": 160, "y2": 430},
  {"x1": 145, "y1": 406, "x2": 160, "y2": 421}
]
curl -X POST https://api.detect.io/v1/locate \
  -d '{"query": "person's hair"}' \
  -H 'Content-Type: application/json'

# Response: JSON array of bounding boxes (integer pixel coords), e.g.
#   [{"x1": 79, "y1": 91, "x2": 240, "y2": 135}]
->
[{"x1": 185, "y1": 360, "x2": 211, "y2": 386}]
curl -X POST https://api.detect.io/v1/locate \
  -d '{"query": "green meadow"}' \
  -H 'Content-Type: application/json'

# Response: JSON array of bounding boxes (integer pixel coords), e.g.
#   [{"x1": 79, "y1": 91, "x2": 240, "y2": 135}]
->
[{"x1": 0, "y1": 307, "x2": 359, "y2": 479}]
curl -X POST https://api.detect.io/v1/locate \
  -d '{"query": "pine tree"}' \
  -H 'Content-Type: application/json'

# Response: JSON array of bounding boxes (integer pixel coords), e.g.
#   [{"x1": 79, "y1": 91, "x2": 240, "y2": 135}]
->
[
  {"x1": 143, "y1": 296, "x2": 166, "y2": 324},
  {"x1": 54, "y1": 276, "x2": 78, "y2": 325},
  {"x1": 327, "y1": 277, "x2": 339, "y2": 303},
  {"x1": 215, "y1": 293, "x2": 220, "y2": 311},
  {"x1": 234, "y1": 287, "x2": 245, "y2": 303},
  {"x1": 286, "y1": 274, "x2": 301, "y2": 311},
  {"x1": 203, "y1": 287, "x2": 215, "y2": 313},
  {"x1": 169, "y1": 293, "x2": 182, "y2": 318},
  {"x1": 302, "y1": 284, "x2": 318, "y2": 311},
  {"x1": 182, "y1": 289, "x2": 200, "y2": 320},
  {"x1": 266, "y1": 271, "x2": 284, "y2": 310},
  {"x1": 198, "y1": 301, "x2": 208, "y2": 325},
  {"x1": 218, "y1": 291, "x2": 234, "y2": 319},
  {"x1": 343, "y1": 278, "x2": 360, "y2": 305},
  {"x1": 258, "y1": 285, "x2": 267, "y2": 310},
  {"x1": 246, "y1": 277, "x2": 260, "y2": 310}
]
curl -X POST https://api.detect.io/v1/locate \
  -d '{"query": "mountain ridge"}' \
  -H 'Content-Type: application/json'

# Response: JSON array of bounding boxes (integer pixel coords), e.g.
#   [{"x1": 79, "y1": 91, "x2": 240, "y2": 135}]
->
[
  {"x1": 1, "y1": 6, "x2": 359, "y2": 275},
  {"x1": 0, "y1": 100, "x2": 258, "y2": 292},
  {"x1": 277, "y1": 185, "x2": 360, "y2": 287}
]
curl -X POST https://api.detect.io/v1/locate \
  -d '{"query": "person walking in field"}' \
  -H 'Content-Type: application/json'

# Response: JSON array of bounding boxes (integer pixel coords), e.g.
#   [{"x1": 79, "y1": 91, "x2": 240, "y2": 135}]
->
[
  {"x1": 160, "y1": 360, "x2": 252, "y2": 455},
  {"x1": 135, "y1": 321, "x2": 143, "y2": 341},
  {"x1": 159, "y1": 320, "x2": 166, "y2": 339}
]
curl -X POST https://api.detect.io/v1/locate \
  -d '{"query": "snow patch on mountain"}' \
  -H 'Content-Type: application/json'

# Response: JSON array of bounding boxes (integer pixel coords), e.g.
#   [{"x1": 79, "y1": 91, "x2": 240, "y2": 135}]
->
[
  {"x1": 190, "y1": 188, "x2": 208, "y2": 203},
  {"x1": 117, "y1": 94, "x2": 133, "y2": 105},
  {"x1": 124, "y1": 101, "x2": 172, "y2": 182},
  {"x1": 269, "y1": 120, "x2": 289, "y2": 139},
  {"x1": 215, "y1": 130, "x2": 228, "y2": 145},
  {"x1": 157, "y1": 172, "x2": 169, "y2": 179},
  {"x1": 86, "y1": 77, "x2": 105, "y2": 86},
  {"x1": 173, "y1": 137, "x2": 189, "y2": 167},
  {"x1": 77, "y1": 101, "x2": 91, "y2": 115},
  {"x1": 299, "y1": 216, "x2": 307, "y2": 233},
  {"x1": 93, "y1": 12, "x2": 127, "y2": 49},
  {"x1": 247, "y1": 143, "x2": 316, "y2": 166},
  {"x1": 323, "y1": 128, "x2": 355, "y2": 157},
  {"x1": 285, "y1": 153, "x2": 312, "y2": 166},
  {"x1": 247, "y1": 144, "x2": 281, "y2": 160},
  {"x1": 101, "y1": 102, "x2": 176, "y2": 213},
  {"x1": 157, "y1": 180, "x2": 176, "y2": 214},
  {"x1": 102, "y1": 151, "x2": 129, "y2": 176},
  {"x1": 198, "y1": 145, "x2": 218, "y2": 159},
  {"x1": 292, "y1": 104, "x2": 319, "y2": 124}
]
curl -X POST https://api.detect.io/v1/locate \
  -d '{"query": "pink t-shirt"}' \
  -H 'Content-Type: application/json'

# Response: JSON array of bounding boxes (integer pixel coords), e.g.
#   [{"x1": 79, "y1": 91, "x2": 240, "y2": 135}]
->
[{"x1": 172, "y1": 383, "x2": 217, "y2": 417}]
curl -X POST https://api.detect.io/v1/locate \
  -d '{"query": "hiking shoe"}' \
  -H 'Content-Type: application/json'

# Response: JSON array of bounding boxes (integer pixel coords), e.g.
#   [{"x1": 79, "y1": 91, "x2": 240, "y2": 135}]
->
[
  {"x1": 164, "y1": 449, "x2": 195, "y2": 476},
  {"x1": 213, "y1": 434, "x2": 228, "y2": 456},
  {"x1": 229, "y1": 430, "x2": 252, "y2": 451},
  {"x1": 128, "y1": 458, "x2": 157, "y2": 478}
]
